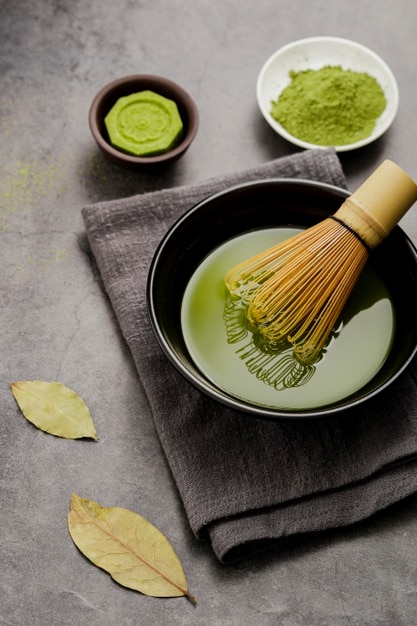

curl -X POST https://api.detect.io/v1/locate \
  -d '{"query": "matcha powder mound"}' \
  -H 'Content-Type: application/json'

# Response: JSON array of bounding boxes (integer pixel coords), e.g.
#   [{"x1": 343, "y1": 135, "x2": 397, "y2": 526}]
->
[{"x1": 270, "y1": 65, "x2": 387, "y2": 146}]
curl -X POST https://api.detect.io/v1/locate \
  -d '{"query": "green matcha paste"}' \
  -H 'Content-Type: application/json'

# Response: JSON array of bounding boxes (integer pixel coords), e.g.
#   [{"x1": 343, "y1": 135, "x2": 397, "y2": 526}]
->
[{"x1": 270, "y1": 65, "x2": 387, "y2": 146}]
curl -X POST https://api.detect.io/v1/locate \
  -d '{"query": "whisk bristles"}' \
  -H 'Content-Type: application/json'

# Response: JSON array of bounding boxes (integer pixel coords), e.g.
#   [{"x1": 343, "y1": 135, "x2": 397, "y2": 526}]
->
[
  {"x1": 224, "y1": 161, "x2": 417, "y2": 367},
  {"x1": 225, "y1": 218, "x2": 369, "y2": 364}
]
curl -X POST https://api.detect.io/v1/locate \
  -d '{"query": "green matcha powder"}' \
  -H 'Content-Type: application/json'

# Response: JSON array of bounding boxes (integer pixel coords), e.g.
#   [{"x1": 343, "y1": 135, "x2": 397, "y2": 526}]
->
[{"x1": 270, "y1": 65, "x2": 387, "y2": 146}]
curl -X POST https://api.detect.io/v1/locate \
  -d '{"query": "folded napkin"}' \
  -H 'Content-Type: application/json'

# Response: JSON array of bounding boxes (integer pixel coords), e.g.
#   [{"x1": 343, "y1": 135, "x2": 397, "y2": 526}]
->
[{"x1": 82, "y1": 149, "x2": 417, "y2": 562}]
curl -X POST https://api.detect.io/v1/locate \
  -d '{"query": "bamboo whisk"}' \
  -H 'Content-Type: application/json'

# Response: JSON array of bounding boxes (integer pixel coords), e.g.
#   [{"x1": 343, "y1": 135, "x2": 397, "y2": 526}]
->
[{"x1": 225, "y1": 160, "x2": 417, "y2": 365}]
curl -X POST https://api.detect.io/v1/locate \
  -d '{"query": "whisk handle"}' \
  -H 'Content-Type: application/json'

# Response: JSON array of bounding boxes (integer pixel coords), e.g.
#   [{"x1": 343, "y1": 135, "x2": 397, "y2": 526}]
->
[{"x1": 334, "y1": 160, "x2": 417, "y2": 250}]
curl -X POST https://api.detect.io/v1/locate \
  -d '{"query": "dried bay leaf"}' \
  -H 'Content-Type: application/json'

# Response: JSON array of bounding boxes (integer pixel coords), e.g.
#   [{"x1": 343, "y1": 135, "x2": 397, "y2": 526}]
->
[
  {"x1": 11, "y1": 380, "x2": 98, "y2": 440},
  {"x1": 68, "y1": 493, "x2": 196, "y2": 602}
]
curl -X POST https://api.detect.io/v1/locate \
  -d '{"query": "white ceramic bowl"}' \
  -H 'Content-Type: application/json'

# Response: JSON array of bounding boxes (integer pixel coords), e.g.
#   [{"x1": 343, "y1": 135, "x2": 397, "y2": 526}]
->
[{"x1": 256, "y1": 36, "x2": 399, "y2": 152}]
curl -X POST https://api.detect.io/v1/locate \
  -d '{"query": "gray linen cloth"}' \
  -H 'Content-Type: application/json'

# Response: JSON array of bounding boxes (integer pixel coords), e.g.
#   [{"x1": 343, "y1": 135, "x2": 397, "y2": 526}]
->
[{"x1": 82, "y1": 149, "x2": 417, "y2": 562}]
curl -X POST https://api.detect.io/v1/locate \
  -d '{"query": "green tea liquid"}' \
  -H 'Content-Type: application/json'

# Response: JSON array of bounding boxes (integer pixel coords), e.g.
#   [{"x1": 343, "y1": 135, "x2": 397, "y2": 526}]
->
[{"x1": 181, "y1": 229, "x2": 395, "y2": 410}]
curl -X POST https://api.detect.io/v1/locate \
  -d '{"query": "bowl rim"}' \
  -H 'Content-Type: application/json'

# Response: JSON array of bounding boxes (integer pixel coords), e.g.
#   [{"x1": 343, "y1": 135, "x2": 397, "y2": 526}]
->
[
  {"x1": 147, "y1": 177, "x2": 417, "y2": 420},
  {"x1": 256, "y1": 36, "x2": 400, "y2": 152},
  {"x1": 89, "y1": 73, "x2": 200, "y2": 165}
]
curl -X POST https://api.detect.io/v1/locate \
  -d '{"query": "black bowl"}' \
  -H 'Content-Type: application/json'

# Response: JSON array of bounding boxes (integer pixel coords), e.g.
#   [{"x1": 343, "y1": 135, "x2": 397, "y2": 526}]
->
[{"x1": 147, "y1": 179, "x2": 417, "y2": 419}]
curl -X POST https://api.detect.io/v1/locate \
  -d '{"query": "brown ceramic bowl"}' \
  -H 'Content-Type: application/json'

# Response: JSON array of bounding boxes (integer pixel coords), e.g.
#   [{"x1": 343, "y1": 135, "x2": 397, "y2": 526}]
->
[{"x1": 88, "y1": 74, "x2": 199, "y2": 169}]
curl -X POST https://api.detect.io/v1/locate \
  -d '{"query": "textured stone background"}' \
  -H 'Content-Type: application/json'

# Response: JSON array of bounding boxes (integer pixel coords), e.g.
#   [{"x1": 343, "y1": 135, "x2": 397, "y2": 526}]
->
[{"x1": 1, "y1": 1, "x2": 417, "y2": 624}]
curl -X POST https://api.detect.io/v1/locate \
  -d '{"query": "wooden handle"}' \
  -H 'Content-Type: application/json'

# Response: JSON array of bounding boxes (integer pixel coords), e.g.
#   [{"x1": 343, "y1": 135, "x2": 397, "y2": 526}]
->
[{"x1": 334, "y1": 160, "x2": 417, "y2": 249}]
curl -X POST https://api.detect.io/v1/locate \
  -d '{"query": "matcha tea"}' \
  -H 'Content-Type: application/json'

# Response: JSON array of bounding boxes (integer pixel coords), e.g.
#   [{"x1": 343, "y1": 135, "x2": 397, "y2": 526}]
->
[{"x1": 181, "y1": 228, "x2": 395, "y2": 410}]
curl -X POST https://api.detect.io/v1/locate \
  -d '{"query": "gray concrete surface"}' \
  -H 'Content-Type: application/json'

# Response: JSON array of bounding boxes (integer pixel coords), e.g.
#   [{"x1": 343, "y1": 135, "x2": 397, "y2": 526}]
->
[{"x1": 1, "y1": 1, "x2": 417, "y2": 624}]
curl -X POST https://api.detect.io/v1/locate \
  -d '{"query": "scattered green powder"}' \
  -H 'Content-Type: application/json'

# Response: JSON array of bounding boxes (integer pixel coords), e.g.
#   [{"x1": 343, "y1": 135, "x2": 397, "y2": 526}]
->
[
  {"x1": 270, "y1": 65, "x2": 387, "y2": 146},
  {"x1": 0, "y1": 157, "x2": 71, "y2": 231},
  {"x1": 0, "y1": 155, "x2": 98, "y2": 228},
  {"x1": 12, "y1": 248, "x2": 70, "y2": 280}
]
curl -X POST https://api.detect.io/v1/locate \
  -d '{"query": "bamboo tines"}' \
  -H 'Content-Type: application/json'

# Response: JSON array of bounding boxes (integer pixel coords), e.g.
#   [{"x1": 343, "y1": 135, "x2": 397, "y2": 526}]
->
[
  {"x1": 224, "y1": 161, "x2": 417, "y2": 367},
  {"x1": 224, "y1": 228, "x2": 313, "y2": 302},
  {"x1": 246, "y1": 219, "x2": 370, "y2": 363}
]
